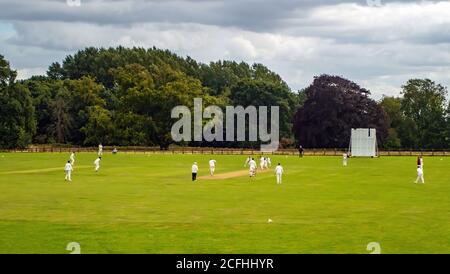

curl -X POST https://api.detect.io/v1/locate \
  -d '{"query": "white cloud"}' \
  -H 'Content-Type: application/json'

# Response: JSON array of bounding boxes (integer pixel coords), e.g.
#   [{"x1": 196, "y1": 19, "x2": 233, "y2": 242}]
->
[
  {"x1": 298, "y1": 1, "x2": 450, "y2": 44},
  {"x1": 17, "y1": 67, "x2": 48, "y2": 79}
]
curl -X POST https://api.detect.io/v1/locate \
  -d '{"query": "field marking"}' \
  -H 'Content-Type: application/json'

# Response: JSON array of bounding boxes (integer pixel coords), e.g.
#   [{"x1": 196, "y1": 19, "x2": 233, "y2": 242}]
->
[
  {"x1": 199, "y1": 168, "x2": 272, "y2": 180},
  {"x1": 0, "y1": 165, "x2": 91, "y2": 175}
]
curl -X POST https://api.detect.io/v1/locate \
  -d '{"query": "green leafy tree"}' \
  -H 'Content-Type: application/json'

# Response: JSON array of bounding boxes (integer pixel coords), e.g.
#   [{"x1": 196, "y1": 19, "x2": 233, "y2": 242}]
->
[
  {"x1": 65, "y1": 76, "x2": 106, "y2": 144},
  {"x1": 110, "y1": 64, "x2": 156, "y2": 146},
  {"x1": 81, "y1": 106, "x2": 113, "y2": 145},
  {"x1": 379, "y1": 95, "x2": 424, "y2": 149},
  {"x1": 111, "y1": 63, "x2": 223, "y2": 149},
  {"x1": 61, "y1": 47, "x2": 197, "y2": 89},
  {"x1": 23, "y1": 77, "x2": 53, "y2": 143},
  {"x1": 230, "y1": 79, "x2": 298, "y2": 146},
  {"x1": 401, "y1": 79, "x2": 448, "y2": 149},
  {"x1": 0, "y1": 55, "x2": 36, "y2": 148},
  {"x1": 293, "y1": 75, "x2": 389, "y2": 148},
  {"x1": 47, "y1": 47, "x2": 299, "y2": 148},
  {"x1": 111, "y1": 112, "x2": 153, "y2": 146},
  {"x1": 47, "y1": 62, "x2": 65, "y2": 80},
  {"x1": 47, "y1": 94, "x2": 73, "y2": 143},
  {"x1": 379, "y1": 96, "x2": 403, "y2": 149}
]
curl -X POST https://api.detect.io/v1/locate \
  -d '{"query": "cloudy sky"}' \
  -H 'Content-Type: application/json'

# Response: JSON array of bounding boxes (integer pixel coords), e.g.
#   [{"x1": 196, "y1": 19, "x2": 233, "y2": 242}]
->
[{"x1": 1, "y1": 0, "x2": 450, "y2": 99}]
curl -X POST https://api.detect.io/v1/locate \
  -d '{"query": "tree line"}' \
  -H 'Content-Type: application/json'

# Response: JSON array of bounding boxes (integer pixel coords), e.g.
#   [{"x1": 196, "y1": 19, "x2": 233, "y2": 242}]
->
[{"x1": 1, "y1": 47, "x2": 449, "y2": 149}]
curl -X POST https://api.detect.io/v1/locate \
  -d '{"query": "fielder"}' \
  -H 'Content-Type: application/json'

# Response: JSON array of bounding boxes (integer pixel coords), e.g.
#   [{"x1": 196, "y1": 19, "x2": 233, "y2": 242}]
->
[
  {"x1": 298, "y1": 145, "x2": 304, "y2": 158},
  {"x1": 249, "y1": 158, "x2": 257, "y2": 177},
  {"x1": 417, "y1": 156, "x2": 424, "y2": 169},
  {"x1": 98, "y1": 143, "x2": 103, "y2": 156},
  {"x1": 415, "y1": 166, "x2": 425, "y2": 184},
  {"x1": 94, "y1": 157, "x2": 101, "y2": 172},
  {"x1": 209, "y1": 159, "x2": 217, "y2": 176},
  {"x1": 275, "y1": 163, "x2": 284, "y2": 184},
  {"x1": 244, "y1": 156, "x2": 251, "y2": 167},
  {"x1": 260, "y1": 156, "x2": 265, "y2": 170},
  {"x1": 267, "y1": 157, "x2": 272, "y2": 167},
  {"x1": 263, "y1": 157, "x2": 269, "y2": 169},
  {"x1": 343, "y1": 153, "x2": 348, "y2": 166},
  {"x1": 192, "y1": 162, "x2": 199, "y2": 181},
  {"x1": 70, "y1": 152, "x2": 75, "y2": 166},
  {"x1": 64, "y1": 160, "x2": 73, "y2": 182}
]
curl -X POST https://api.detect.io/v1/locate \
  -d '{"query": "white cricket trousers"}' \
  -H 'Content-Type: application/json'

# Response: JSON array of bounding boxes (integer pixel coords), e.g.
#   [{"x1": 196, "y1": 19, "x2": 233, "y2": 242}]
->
[
  {"x1": 210, "y1": 166, "x2": 215, "y2": 175},
  {"x1": 65, "y1": 171, "x2": 72, "y2": 181},
  {"x1": 95, "y1": 165, "x2": 100, "y2": 171},
  {"x1": 276, "y1": 173, "x2": 282, "y2": 184},
  {"x1": 415, "y1": 174, "x2": 425, "y2": 184}
]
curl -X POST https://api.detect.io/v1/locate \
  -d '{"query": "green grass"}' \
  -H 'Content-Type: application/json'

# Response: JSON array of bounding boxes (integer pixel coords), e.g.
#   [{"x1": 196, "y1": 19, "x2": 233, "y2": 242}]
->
[{"x1": 0, "y1": 152, "x2": 449, "y2": 254}]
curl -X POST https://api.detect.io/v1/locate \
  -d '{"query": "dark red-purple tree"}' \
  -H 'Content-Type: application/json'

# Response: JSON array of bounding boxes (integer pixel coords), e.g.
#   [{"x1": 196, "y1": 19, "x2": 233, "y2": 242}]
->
[{"x1": 293, "y1": 75, "x2": 388, "y2": 148}]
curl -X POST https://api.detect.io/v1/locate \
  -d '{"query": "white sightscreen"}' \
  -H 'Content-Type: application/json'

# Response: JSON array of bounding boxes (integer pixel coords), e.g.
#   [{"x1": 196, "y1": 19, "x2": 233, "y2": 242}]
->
[{"x1": 350, "y1": 128, "x2": 377, "y2": 157}]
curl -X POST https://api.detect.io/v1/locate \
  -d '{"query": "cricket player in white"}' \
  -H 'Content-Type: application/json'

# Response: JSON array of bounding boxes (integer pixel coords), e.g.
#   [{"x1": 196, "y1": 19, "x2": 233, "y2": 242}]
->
[
  {"x1": 343, "y1": 153, "x2": 348, "y2": 166},
  {"x1": 244, "y1": 156, "x2": 251, "y2": 167},
  {"x1": 275, "y1": 163, "x2": 284, "y2": 184},
  {"x1": 260, "y1": 156, "x2": 265, "y2": 170},
  {"x1": 64, "y1": 161, "x2": 73, "y2": 182},
  {"x1": 70, "y1": 152, "x2": 75, "y2": 166},
  {"x1": 267, "y1": 157, "x2": 272, "y2": 167},
  {"x1": 192, "y1": 162, "x2": 199, "y2": 181},
  {"x1": 209, "y1": 159, "x2": 217, "y2": 176},
  {"x1": 263, "y1": 158, "x2": 269, "y2": 169},
  {"x1": 415, "y1": 166, "x2": 425, "y2": 184},
  {"x1": 249, "y1": 158, "x2": 257, "y2": 177},
  {"x1": 94, "y1": 157, "x2": 101, "y2": 172},
  {"x1": 98, "y1": 144, "x2": 103, "y2": 156}
]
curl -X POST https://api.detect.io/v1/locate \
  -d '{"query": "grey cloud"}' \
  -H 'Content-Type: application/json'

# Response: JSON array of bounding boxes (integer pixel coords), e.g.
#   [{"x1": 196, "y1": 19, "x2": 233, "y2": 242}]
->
[
  {"x1": 0, "y1": 0, "x2": 450, "y2": 98},
  {"x1": 0, "y1": 0, "x2": 423, "y2": 31}
]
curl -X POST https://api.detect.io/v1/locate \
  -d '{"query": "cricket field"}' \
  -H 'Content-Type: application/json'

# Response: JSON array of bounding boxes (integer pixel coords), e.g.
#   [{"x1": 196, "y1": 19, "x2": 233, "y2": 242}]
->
[{"x1": 0, "y1": 152, "x2": 449, "y2": 254}]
